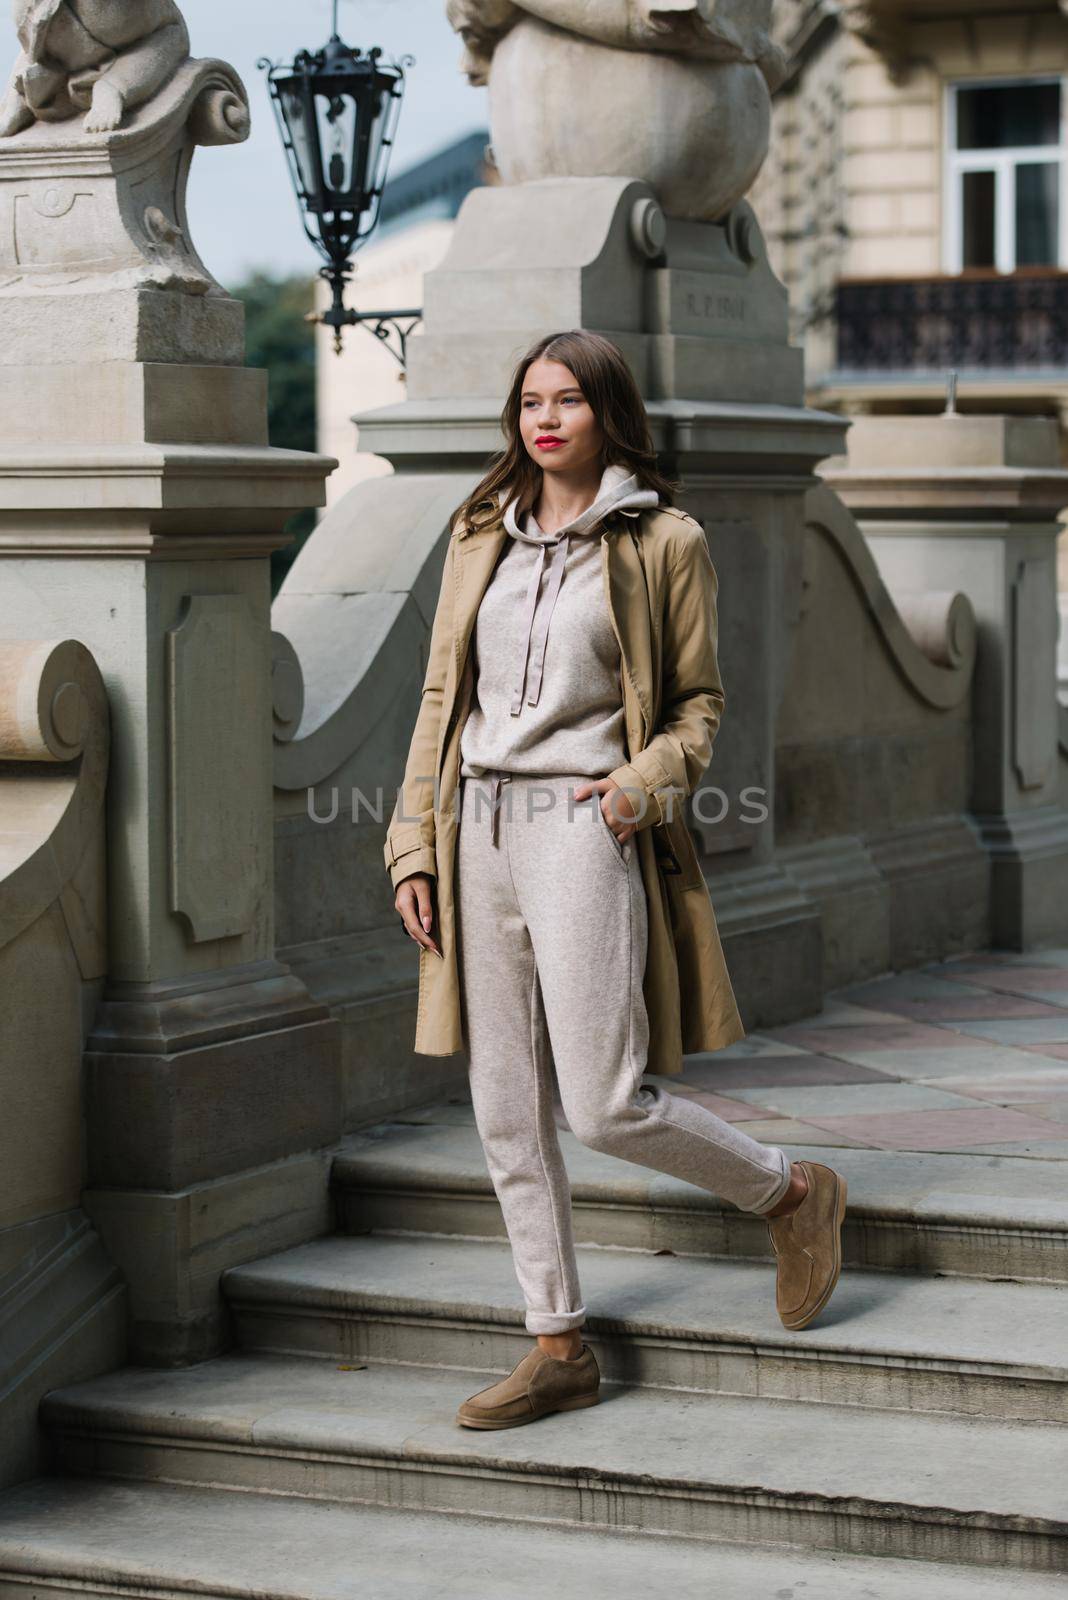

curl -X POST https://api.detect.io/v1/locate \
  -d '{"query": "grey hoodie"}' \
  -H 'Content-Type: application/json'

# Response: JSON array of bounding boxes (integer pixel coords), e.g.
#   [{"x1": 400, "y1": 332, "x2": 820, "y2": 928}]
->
[{"x1": 458, "y1": 463, "x2": 660, "y2": 782}]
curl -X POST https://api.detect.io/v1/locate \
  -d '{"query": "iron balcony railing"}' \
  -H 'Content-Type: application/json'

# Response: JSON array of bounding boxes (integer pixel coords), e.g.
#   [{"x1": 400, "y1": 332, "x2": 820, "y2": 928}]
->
[{"x1": 835, "y1": 270, "x2": 1068, "y2": 372}]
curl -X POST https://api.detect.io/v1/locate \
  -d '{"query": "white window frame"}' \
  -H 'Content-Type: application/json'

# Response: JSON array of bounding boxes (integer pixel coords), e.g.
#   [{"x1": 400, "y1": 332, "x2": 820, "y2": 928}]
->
[{"x1": 943, "y1": 74, "x2": 1068, "y2": 273}]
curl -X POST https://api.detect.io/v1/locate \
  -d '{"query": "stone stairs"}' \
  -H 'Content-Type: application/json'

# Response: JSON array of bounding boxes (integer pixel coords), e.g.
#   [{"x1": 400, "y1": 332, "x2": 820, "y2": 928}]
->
[{"x1": 0, "y1": 1116, "x2": 1065, "y2": 1596}]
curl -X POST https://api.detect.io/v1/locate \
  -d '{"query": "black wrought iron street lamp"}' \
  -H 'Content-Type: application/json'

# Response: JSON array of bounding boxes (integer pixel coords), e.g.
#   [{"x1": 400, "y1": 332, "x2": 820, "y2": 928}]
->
[{"x1": 258, "y1": 4, "x2": 420, "y2": 359}]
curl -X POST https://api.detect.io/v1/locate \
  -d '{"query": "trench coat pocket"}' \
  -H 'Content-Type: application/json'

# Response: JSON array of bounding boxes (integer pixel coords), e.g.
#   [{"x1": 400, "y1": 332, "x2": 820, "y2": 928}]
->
[{"x1": 656, "y1": 807, "x2": 706, "y2": 892}]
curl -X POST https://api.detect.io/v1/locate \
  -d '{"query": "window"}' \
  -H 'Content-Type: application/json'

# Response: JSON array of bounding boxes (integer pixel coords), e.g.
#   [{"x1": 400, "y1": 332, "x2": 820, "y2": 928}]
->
[{"x1": 946, "y1": 78, "x2": 1066, "y2": 272}]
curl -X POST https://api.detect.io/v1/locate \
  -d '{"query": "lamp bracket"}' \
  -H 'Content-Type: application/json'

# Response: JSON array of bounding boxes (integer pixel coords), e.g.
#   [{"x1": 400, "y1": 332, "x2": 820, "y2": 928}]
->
[{"x1": 306, "y1": 299, "x2": 423, "y2": 364}]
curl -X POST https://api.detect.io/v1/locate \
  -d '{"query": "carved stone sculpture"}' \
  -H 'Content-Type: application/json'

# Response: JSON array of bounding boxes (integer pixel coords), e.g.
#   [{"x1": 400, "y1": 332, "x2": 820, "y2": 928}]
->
[
  {"x1": 0, "y1": 0, "x2": 190, "y2": 136},
  {"x1": 446, "y1": 0, "x2": 787, "y2": 218},
  {"x1": 0, "y1": 0, "x2": 250, "y2": 356}
]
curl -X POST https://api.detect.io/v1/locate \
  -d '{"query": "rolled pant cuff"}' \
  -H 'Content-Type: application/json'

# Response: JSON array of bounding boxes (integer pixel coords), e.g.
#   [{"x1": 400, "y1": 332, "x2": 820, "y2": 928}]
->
[
  {"x1": 750, "y1": 1146, "x2": 794, "y2": 1215},
  {"x1": 525, "y1": 1307, "x2": 587, "y2": 1334}
]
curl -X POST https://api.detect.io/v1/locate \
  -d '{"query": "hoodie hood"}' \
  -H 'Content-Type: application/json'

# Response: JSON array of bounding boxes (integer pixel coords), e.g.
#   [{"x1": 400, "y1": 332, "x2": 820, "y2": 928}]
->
[
  {"x1": 502, "y1": 461, "x2": 659, "y2": 545},
  {"x1": 501, "y1": 463, "x2": 660, "y2": 717}
]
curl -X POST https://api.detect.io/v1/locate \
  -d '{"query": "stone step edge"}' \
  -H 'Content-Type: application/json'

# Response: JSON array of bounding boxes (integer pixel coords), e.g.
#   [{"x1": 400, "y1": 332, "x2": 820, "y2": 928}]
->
[
  {"x1": 39, "y1": 1372, "x2": 1066, "y2": 1530},
  {"x1": 331, "y1": 1155, "x2": 1068, "y2": 1238},
  {"x1": 42, "y1": 1408, "x2": 1067, "y2": 1572},
  {"x1": 223, "y1": 1272, "x2": 1068, "y2": 1390},
  {"x1": 1, "y1": 1477, "x2": 1063, "y2": 1600}
]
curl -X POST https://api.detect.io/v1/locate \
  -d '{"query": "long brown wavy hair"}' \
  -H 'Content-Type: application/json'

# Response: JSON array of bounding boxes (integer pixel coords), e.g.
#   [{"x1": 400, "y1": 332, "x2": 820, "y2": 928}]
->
[{"x1": 451, "y1": 329, "x2": 678, "y2": 535}]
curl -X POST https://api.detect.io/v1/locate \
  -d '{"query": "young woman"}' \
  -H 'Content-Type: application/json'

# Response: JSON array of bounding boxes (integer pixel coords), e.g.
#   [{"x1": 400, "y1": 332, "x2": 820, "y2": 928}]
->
[{"x1": 386, "y1": 329, "x2": 847, "y2": 1429}]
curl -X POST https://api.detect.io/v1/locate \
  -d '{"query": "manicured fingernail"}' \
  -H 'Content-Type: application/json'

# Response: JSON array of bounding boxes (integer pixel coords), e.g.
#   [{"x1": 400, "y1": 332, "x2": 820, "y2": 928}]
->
[{"x1": 422, "y1": 916, "x2": 432, "y2": 931}]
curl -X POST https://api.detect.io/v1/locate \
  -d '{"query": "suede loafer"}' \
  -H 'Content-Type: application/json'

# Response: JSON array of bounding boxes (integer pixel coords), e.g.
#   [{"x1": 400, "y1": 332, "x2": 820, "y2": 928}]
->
[
  {"x1": 455, "y1": 1342, "x2": 601, "y2": 1429},
  {"x1": 766, "y1": 1159, "x2": 847, "y2": 1330}
]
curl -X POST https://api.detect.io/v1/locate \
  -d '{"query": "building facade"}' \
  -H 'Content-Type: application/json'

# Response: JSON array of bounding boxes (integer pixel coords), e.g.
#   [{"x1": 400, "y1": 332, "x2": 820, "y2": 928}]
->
[{"x1": 750, "y1": 0, "x2": 1068, "y2": 440}]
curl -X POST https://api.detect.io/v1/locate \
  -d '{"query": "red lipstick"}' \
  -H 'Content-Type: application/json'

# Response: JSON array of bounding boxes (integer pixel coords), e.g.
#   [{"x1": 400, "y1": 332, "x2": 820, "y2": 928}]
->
[{"x1": 535, "y1": 436, "x2": 566, "y2": 449}]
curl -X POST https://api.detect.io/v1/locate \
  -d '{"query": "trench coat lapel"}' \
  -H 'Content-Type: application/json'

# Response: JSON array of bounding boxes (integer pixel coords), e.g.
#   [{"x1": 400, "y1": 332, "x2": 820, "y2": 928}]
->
[
  {"x1": 605, "y1": 518, "x2": 655, "y2": 742},
  {"x1": 453, "y1": 519, "x2": 509, "y2": 684}
]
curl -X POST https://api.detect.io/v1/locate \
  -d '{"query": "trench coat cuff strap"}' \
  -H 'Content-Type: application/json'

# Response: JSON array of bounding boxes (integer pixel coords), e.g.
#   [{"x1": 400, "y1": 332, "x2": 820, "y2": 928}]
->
[
  {"x1": 606, "y1": 762, "x2": 668, "y2": 831},
  {"x1": 385, "y1": 822, "x2": 438, "y2": 889},
  {"x1": 387, "y1": 846, "x2": 438, "y2": 891}
]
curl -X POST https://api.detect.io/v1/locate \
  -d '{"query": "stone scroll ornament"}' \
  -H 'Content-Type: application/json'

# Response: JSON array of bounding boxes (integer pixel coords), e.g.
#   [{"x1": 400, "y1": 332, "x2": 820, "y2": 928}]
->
[
  {"x1": 0, "y1": 0, "x2": 250, "y2": 295},
  {"x1": 446, "y1": 0, "x2": 789, "y2": 220}
]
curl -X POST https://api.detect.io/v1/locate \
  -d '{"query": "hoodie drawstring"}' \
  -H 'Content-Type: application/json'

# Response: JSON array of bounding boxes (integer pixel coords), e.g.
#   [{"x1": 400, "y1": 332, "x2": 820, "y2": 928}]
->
[
  {"x1": 510, "y1": 533, "x2": 571, "y2": 715},
  {"x1": 488, "y1": 771, "x2": 511, "y2": 847}
]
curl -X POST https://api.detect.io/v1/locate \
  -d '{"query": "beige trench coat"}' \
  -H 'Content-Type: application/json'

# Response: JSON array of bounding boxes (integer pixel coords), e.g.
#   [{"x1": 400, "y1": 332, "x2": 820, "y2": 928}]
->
[{"x1": 384, "y1": 499, "x2": 746, "y2": 1077}]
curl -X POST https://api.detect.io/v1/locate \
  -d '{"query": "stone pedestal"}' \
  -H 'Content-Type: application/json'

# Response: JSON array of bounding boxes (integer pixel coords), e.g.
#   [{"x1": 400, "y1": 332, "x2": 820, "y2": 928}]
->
[
  {"x1": 824, "y1": 415, "x2": 1068, "y2": 949},
  {"x1": 0, "y1": 367, "x2": 342, "y2": 1359},
  {"x1": 354, "y1": 176, "x2": 848, "y2": 1026},
  {"x1": 0, "y1": 50, "x2": 341, "y2": 1364}
]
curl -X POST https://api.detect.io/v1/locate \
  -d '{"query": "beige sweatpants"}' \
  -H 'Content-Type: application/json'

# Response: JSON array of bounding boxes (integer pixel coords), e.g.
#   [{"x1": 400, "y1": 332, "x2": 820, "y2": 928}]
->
[{"x1": 455, "y1": 770, "x2": 792, "y2": 1335}]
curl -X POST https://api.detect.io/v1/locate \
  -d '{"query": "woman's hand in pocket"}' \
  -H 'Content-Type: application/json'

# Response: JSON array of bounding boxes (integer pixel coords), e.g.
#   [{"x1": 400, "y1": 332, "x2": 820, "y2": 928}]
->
[
  {"x1": 573, "y1": 777, "x2": 639, "y2": 845},
  {"x1": 394, "y1": 872, "x2": 443, "y2": 958}
]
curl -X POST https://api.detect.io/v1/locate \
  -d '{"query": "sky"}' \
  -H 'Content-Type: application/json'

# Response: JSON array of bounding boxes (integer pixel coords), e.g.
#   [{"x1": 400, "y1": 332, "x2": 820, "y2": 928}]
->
[{"x1": 181, "y1": 0, "x2": 488, "y2": 288}]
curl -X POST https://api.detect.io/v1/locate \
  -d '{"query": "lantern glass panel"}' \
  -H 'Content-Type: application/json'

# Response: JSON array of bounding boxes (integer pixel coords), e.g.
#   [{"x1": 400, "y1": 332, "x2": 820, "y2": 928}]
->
[
  {"x1": 314, "y1": 88, "x2": 359, "y2": 206},
  {"x1": 365, "y1": 84, "x2": 394, "y2": 196},
  {"x1": 280, "y1": 79, "x2": 320, "y2": 204}
]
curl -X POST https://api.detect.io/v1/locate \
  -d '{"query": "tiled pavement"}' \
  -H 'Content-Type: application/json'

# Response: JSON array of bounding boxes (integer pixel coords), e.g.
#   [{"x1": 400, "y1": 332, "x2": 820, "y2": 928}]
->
[{"x1": 579, "y1": 949, "x2": 1068, "y2": 1159}]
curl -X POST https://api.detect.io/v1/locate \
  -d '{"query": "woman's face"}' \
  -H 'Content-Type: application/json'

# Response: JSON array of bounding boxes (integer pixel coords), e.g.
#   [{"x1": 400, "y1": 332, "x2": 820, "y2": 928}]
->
[{"x1": 518, "y1": 358, "x2": 604, "y2": 476}]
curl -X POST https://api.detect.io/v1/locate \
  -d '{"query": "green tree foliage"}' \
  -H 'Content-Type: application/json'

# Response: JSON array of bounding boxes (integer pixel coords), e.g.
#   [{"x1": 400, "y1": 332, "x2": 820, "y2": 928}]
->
[{"x1": 228, "y1": 269, "x2": 319, "y2": 595}]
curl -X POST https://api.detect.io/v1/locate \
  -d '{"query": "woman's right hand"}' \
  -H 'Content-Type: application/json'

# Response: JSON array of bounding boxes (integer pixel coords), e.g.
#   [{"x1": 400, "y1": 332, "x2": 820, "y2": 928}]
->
[{"x1": 394, "y1": 872, "x2": 443, "y2": 958}]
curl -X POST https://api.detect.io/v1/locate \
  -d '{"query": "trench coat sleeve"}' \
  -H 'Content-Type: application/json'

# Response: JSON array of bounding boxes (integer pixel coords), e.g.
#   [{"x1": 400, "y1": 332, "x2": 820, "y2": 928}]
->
[
  {"x1": 607, "y1": 524, "x2": 725, "y2": 831},
  {"x1": 384, "y1": 530, "x2": 457, "y2": 891}
]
